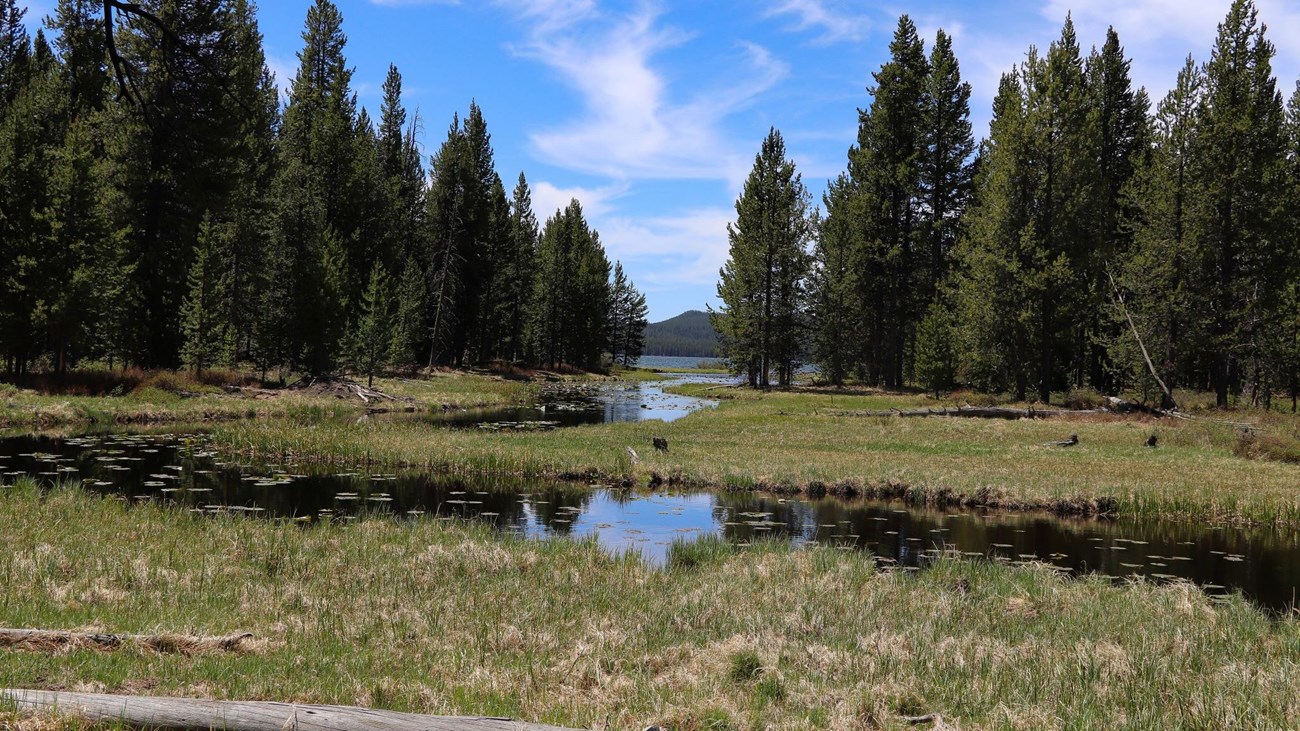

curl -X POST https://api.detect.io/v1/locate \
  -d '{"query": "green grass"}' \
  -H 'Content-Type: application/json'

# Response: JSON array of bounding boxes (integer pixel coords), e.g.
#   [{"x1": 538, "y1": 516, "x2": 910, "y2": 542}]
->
[
  {"x1": 205, "y1": 384, "x2": 1300, "y2": 526},
  {"x1": 0, "y1": 370, "x2": 538, "y2": 430},
  {"x1": 2, "y1": 483, "x2": 1297, "y2": 730}
]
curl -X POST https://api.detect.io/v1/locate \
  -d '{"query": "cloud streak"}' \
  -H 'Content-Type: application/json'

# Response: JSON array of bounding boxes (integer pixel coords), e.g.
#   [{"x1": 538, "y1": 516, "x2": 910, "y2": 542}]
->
[
  {"x1": 764, "y1": 0, "x2": 870, "y2": 44},
  {"x1": 512, "y1": 3, "x2": 788, "y2": 184}
]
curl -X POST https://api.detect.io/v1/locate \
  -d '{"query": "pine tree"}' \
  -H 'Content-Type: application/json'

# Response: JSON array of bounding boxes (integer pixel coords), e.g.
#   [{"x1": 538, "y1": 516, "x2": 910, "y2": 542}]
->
[
  {"x1": 477, "y1": 174, "x2": 513, "y2": 361},
  {"x1": 50, "y1": 0, "x2": 108, "y2": 115},
  {"x1": 501, "y1": 172, "x2": 538, "y2": 362},
  {"x1": 111, "y1": 0, "x2": 262, "y2": 367},
  {"x1": 527, "y1": 200, "x2": 611, "y2": 370},
  {"x1": 850, "y1": 16, "x2": 930, "y2": 387},
  {"x1": 608, "y1": 262, "x2": 648, "y2": 367},
  {"x1": 378, "y1": 63, "x2": 426, "y2": 271},
  {"x1": 0, "y1": 0, "x2": 27, "y2": 112},
  {"x1": 38, "y1": 116, "x2": 113, "y2": 373},
  {"x1": 1081, "y1": 27, "x2": 1149, "y2": 389},
  {"x1": 1024, "y1": 16, "x2": 1093, "y2": 403},
  {"x1": 621, "y1": 285, "x2": 648, "y2": 368},
  {"x1": 226, "y1": 0, "x2": 280, "y2": 363},
  {"x1": 915, "y1": 302, "x2": 956, "y2": 398},
  {"x1": 1119, "y1": 57, "x2": 1203, "y2": 407},
  {"x1": 0, "y1": 30, "x2": 57, "y2": 376},
  {"x1": 351, "y1": 263, "x2": 394, "y2": 388},
  {"x1": 1194, "y1": 0, "x2": 1288, "y2": 406},
  {"x1": 273, "y1": 0, "x2": 360, "y2": 375},
  {"x1": 1273, "y1": 84, "x2": 1300, "y2": 410},
  {"x1": 810, "y1": 175, "x2": 859, "y2": 386},
  {"x1": 711, "y1": 128, "x2": 812, "y2": 388},
  {"x1": 425, "y1": 115, "x2": 469, "y2": 367},
  {"x1": 180, "y1": 214, "x2": 236, "y2": 374},
  {"x1": 390, "y1": 259, "x2": 428, "y2": 369},
  {"x1": 954, "y1": 73, "x2": 1039, "y2": 399},
  {"x1": 919, "y1": 28, "x2": 975, "y2": 301}
]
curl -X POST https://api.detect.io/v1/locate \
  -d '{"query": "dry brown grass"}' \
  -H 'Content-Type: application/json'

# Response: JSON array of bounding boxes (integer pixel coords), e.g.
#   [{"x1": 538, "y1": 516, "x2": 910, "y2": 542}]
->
[{"x1": 2, "y1": 485, "x2": 1298, "y2": 730}]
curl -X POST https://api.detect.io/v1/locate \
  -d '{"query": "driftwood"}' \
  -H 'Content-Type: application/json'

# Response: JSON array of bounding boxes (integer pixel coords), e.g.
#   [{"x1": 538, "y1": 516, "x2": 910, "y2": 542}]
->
[
  {"x1": 904, "y1": 714, "x2": 954, "y2": 730},
  {"x1": 0, "y1": 690, "x2": 587, "y2": 731},
  {"x1": 0, "y1": 628, "x2": 252, "y2": 655},
  {"x1": 839, "y1": 406, "x2": 1097, "y2": 420}
]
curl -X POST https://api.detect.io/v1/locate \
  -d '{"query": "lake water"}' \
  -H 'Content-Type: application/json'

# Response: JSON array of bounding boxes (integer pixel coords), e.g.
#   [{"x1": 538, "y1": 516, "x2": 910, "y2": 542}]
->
[
  {"x1": 404, "y1": 372, "x2": 727, "y2": 430},
  {"x1": 636, "y1": 355, "x2": 724, "y2": 370},
  {"x1": 3, "y1": 427, "x2": 1300, "y2": 611}
]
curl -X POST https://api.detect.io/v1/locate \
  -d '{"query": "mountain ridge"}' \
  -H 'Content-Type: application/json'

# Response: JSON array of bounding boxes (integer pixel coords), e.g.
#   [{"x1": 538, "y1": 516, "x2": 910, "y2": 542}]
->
[{"x1": 643, "y1": 310, "x2": 719, "y2": 358}]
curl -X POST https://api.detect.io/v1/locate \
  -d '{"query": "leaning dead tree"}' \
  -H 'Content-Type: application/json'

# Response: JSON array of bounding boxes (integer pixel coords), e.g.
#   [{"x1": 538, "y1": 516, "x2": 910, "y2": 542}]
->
[
  {"x1": 2, "y1": 690, "x2": 589, "y2": 731},
  {"x1": 1108, "y1": 270, "x2": 1177, "y2": 410}
]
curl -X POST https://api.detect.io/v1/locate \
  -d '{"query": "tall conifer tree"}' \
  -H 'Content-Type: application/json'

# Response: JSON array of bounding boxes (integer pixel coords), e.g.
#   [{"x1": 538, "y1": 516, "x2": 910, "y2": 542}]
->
[{"x1": 712, "y1": 128, "x2": 812, "y2": 388}]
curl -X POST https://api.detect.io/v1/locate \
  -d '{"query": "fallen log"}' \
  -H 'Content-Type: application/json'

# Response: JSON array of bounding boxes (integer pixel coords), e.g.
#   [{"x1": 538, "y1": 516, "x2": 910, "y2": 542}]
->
[
  {"x1": 833, "y1": 406, "x2": 1103, "y2": 420},
  {"x1": 0, "y1": 628, "x2": 252, "y2": 654},
  {"x1": 0, "y1": 690, "x2": 587, "y2": 731}
]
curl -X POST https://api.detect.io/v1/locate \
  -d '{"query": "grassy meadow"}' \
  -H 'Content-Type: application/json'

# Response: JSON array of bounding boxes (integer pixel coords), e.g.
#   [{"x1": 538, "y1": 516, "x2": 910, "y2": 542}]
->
[
  {"x1": 2, "y1": 482, "x2": 1298, "y2": 731},
  {"x1": 0, "y1": 368, "x2": 536, "y2": 430},
  {"x1": 198, "y1": 377, "x2": 1300, "y2": 527}
]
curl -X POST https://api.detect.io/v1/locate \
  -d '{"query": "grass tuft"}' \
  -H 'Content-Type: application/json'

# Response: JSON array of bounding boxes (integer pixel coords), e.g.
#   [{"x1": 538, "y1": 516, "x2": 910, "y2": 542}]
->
[{"x1": 727, "y1": 651, "x2": 764, "y2": 683}]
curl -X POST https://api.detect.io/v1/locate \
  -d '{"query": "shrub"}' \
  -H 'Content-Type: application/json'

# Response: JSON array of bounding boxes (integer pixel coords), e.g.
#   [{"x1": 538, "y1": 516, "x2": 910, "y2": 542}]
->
[{"x1": 1233, "y1": 431, "x2": 1300, "y2": 464}]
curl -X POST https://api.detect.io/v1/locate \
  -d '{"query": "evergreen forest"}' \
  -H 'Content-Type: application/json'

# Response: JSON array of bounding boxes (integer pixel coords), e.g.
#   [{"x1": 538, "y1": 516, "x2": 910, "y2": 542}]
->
[
  {"x1": 0, "y1": 0, "x2": 649, "y2": 381},
  {"x1": 714, "y1": 0, "x2": 1300, "y2": 408}
]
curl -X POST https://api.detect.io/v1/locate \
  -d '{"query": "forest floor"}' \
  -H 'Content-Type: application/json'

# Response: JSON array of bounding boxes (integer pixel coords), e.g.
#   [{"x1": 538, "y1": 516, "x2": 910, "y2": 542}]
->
[{"x1": 2, "y1": 481, "x2": 1297, "y2": 731}]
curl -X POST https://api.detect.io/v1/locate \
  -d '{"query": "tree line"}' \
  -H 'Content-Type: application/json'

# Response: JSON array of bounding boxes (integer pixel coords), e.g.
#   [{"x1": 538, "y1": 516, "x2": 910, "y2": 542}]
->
[
  {"x1": 714, "y1": 0, "x2": 1300, "y2": 408},
  {"x1": 0, "y1": 0, "x2": 649, "y2": 381}
]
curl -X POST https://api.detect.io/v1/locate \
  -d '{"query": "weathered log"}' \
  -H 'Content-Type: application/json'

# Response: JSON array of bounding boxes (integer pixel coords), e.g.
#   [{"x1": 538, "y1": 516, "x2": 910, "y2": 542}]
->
[
  {"x1": 836, "y1": 406, "x2": 1099, "y2": 420},
  {"x1": 0, "y1": 690, "x2": 587, "y2": 731},
  {"x1": 0, "y1": 628, "x2": 252, "y2": 654}
]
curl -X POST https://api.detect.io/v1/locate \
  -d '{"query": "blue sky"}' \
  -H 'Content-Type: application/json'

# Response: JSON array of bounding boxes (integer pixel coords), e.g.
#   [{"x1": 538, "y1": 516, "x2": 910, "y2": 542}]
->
[{"x1": 20, "y1": 0, "x2": 1300, "y2": 320}]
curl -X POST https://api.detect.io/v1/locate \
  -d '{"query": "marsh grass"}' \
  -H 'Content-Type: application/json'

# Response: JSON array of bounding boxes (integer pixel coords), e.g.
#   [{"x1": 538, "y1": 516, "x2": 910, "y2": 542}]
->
[
  {"x1": 208, "y1": 384, "x2": 1300, "y2": 526},
  {"x1": 0, "y1": 370, "x2": 536, "y2": 430},
  {"x1": 1, "y1": 484, "x2": 1298, "y2": 730}
]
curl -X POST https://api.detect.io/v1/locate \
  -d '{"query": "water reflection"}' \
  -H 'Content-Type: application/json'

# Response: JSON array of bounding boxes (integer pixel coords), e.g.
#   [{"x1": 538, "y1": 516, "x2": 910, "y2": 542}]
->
[
  {"x1": 402, "y1": 373, "x2": 728, "y2": 429},
  {"x1": 2, "y1": 430, "x2": 1298, "y2": 612}
]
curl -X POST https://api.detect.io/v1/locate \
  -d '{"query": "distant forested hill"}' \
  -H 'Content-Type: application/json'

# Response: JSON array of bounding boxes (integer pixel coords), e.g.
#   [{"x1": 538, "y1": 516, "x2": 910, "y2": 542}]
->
[{"x1": 643, "y1": 311, "x2": 719, "y2": 357}]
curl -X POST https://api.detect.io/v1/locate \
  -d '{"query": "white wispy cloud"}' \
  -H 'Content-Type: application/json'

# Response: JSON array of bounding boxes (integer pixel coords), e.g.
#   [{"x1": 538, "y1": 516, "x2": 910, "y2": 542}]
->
[
  {"x1": 514, "y1": 3, "x2": 788, "y2": 184},
  {"x1": 369, "y1": 0, "x2": 460, "y2": 6},
  {"x1": 598, "y1": 208, "x2": 735, "y2": 289},
  {"x1": 764, "y1": 0, "x2": 870, "y2": 44},
  {"x1": 530, "y1": 180, "x2": 627, "y2": 221},
  {"x1": 499, "y1": 0, "x2": 597, "y2": 30}
]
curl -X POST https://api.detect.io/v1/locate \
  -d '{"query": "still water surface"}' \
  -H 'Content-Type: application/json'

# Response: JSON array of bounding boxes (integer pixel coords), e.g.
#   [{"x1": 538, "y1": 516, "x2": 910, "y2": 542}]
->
[
  {"x1": 411, "y1": 373, "x2": 726, "y2": 429},
  {"x1": 3, "y1": 429, "x2": 1299, "y2": 611}
]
